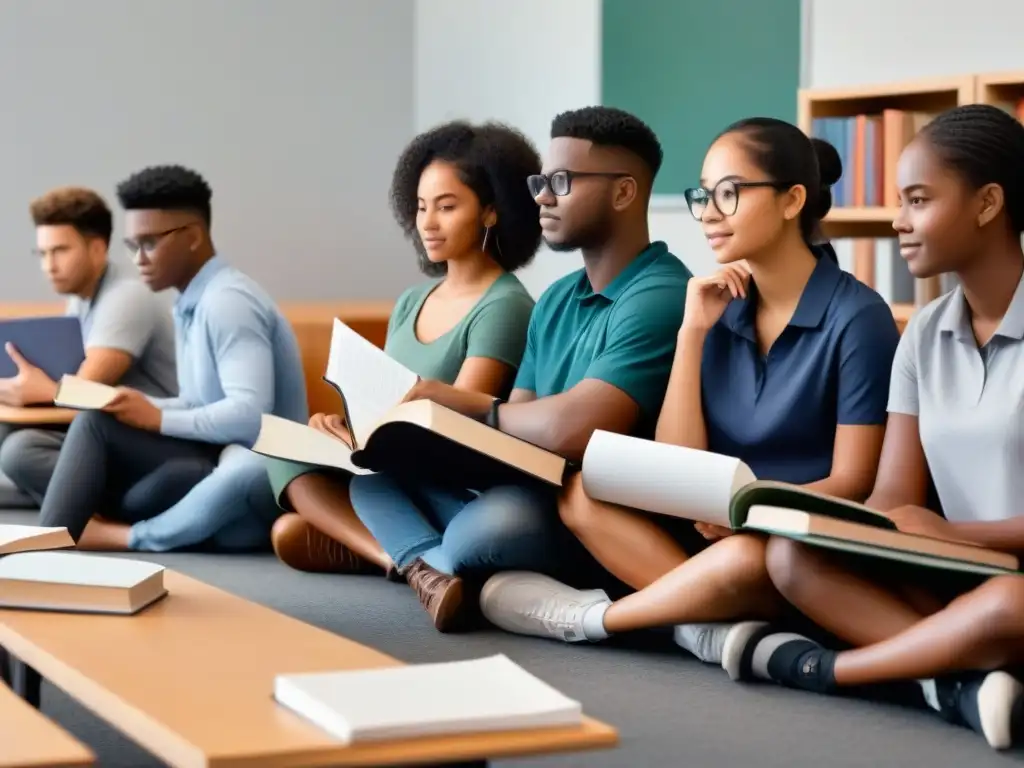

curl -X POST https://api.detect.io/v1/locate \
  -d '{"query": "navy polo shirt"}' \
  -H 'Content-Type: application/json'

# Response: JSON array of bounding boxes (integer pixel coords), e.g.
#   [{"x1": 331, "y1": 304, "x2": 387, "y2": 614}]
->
[{"x1": 700, "y1": 251, "x2": 900, "y2": 484}]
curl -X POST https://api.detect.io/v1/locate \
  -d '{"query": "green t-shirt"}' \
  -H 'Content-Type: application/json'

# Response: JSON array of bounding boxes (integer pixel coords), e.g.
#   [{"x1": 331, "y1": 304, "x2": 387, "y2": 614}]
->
[
  {"x1": 266, "y1": 271, "x2": 535, "y2": 505},
  {"x1": 514, "y1": 241, "x2": 691, "y2": 436},
  {"x1": 384, "y1": 271, "x2": 535, "y2": 388}
]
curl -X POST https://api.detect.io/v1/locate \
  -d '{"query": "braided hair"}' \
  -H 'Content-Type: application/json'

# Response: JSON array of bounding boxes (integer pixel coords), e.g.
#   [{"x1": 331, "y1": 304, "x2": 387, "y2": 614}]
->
[{"x1": 918, "y1": 104, "x2": 1024, "y2": 233}]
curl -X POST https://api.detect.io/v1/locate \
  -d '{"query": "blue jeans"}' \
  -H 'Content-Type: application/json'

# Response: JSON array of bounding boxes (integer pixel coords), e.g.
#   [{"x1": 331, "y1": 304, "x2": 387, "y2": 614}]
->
[
  {"x1": 128, "y1": 447, "x2": 281, "y2": 552},
  {"x1": 39, "y1": 411, "x2": 280, "y2": 552},
  {"x1": 348, "y1": 473, "x2": 577, "y2": 577}
]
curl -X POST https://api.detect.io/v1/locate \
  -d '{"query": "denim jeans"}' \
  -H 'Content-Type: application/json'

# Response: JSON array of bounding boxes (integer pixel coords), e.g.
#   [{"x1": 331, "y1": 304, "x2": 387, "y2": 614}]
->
[
  {"x1": 39, "y1": 411, "x2": 280, "y2": 552},
  {"x1": 348, "y1": 473, "x2": 583, "y2": 578}
]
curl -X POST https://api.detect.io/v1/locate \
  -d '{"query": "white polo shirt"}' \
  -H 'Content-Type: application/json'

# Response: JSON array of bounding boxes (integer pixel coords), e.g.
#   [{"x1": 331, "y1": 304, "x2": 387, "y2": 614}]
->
[{"x1": 888, "y1": 270, "x2": 1024, "y2": 523}]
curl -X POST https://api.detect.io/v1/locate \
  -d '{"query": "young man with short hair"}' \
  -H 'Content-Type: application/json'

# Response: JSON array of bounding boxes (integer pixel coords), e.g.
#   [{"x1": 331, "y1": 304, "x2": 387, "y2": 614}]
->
[
  {"x1": 0, "y1": 187, "x2": 177, "y2": 504},
  {"x1": 37, "y1": 165, "x2": 307, "y2": 552},
  {"x1": 344, "y1": 106, "x2": 693, "y2": 631}
]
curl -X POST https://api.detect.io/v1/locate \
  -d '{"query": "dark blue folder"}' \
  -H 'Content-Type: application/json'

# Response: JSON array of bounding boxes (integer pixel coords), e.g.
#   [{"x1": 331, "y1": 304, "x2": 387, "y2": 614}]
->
[{"x1": 0, "y1": 316, "x2": 85, "y2": 380}]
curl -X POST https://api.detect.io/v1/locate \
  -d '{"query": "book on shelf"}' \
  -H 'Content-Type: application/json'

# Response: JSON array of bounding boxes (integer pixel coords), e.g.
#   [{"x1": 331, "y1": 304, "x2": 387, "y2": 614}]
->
[
  {"x1": 0, "y1": 551, "x2": 167, "y2": 615},
  {"x1": 273, "y1": 654, "x2": 582, "y2": 744},
  {"x1": 581, "y1": 430, "x2": 1018, "y2": 576},
  {"x1": 0, "y1": 524, "x2": 75, "y2": 555},
  {"x1": 0, "y1": 316, "x2": 84, "y2": 382},
  {"x1": 250, "y1": 318, "x2": 567, "y2": 489},
  {"x1": 811, "y1": 109, "x2": 935, "y2": 209}
]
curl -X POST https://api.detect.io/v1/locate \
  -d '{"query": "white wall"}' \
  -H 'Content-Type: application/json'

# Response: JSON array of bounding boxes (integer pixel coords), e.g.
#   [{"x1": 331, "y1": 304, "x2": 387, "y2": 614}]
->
[
  {"x1": 414, "y1": 0, "x2": 715, "y2": 299},
  {"x1": 0, "y1": 0, "x2": 416, "y2": 302}
]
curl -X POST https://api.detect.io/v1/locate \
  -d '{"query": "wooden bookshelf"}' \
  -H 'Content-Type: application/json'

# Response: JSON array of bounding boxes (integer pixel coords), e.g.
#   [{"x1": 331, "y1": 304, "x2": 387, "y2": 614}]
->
[
  {"x1": 797, "y1": 75, "x2": 974, "y2": 320},
  {"x1": 976, "y1": 70, "x2": 1024, "y2": 106}
]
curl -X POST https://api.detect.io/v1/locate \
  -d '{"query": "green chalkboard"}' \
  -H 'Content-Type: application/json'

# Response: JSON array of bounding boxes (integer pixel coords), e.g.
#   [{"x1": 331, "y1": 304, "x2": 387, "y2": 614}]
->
[{"x1": 601, "y1": 0, "x2": 801, "y2": 196}]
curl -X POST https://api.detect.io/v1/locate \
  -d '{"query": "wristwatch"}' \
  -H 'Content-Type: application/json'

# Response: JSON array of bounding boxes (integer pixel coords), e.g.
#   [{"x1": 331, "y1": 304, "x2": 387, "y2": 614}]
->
[{"x1": 484, "y1": 397, "x2": 505, "y2": 429}]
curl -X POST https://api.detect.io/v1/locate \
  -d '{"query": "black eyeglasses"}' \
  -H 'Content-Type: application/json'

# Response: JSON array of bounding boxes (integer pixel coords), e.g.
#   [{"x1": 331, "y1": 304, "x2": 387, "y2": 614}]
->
[
  {"x1": 684, "y1": 179, "x2": 794, "y2": 219},
  {"x1": 124, "y1": 224, "x2": 191, "y2": 257},
  {"x1": 527, "y1": 170, "x2": 632, "y2": 197}
]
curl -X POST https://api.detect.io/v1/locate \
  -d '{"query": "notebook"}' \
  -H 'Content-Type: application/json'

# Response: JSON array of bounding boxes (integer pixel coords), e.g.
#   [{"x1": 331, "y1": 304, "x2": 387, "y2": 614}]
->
[
  {"x1": 0, "y1": 551, "x2": 167, "y2": 614},
  {"x1": 273, "y1": 654, "x2": 582, "y2": 744},
  {"x1": 52, "y1": 375, "x2": 118, "y2": 410},
  {"x1": 250, "y1": 319, "x2": 567, "y2": 489},
  {"x1": 580, "y1": 430, "x2": 1018, "y2": 576},
  {"x1": 0, "y1": 316, "x2": 84, "y2": 381}
]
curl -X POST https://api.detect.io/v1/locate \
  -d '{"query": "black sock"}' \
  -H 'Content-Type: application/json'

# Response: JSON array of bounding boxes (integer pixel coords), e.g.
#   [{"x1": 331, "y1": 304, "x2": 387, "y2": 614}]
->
[{"x1": 751, "y1": 635, "x2": 838, "y2": 694}]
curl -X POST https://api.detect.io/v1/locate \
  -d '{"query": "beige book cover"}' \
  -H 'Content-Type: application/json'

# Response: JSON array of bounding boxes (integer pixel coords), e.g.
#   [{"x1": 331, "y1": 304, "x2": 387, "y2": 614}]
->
[{"x1": 0, "y1": 524, "x2": 74, "y2": 555}]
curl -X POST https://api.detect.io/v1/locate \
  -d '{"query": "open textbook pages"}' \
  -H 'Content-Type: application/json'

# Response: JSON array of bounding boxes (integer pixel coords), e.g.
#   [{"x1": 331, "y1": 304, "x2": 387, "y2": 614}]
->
[
  {"x1": 0, "y1": 524, "x2": 74, "y2": 555},
  {"x1": 581, "y1": 430, "x2": 1018, "y2": 575},
  {"x1": 273, "y1": 654, "x2": 582, "y2": 744},
  {"x1": 253, "y1": 399, "x2": 567, "y2": 488},
  {"x1": 322, "y1": 317, "x2": 418, "y2": 449},
  {"x1": 53, "y1": 375, "x2": 118, "y2": 410},
  {"x1": 250, "y1": 318, "x2": 567, "y2": 488}
]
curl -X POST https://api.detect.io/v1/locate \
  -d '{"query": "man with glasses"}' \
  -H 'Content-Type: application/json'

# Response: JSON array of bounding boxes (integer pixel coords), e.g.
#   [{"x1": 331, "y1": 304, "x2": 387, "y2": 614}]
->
[
  {"x1": 0, "y1": 187, "x2": 177, "y2": 507},
  {"x1": 343, "y1": 106, "x2": 693, "y2": 631},
  {"x1": 37, "y1": 165, "x2": 308, "y2": 553}
]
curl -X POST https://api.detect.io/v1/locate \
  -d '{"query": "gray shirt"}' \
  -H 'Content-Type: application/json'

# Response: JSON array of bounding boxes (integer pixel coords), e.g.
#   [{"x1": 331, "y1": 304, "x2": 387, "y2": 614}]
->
[
  {"x1": 888, "y1": 272, "x2": 1024, "y2": 523},
  {"x1": 65, "y1": 259, "x2": 178, "y2": 398}
]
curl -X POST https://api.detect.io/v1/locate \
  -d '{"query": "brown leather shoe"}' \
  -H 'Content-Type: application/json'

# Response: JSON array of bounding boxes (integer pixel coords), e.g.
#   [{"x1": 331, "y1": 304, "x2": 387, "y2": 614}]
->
[
  {"x1": 271, "y1": 513, "x2": 378, "y2": 574},
  {"x1": 403, "y1": 558, "x2": 464, "y2": 632}
]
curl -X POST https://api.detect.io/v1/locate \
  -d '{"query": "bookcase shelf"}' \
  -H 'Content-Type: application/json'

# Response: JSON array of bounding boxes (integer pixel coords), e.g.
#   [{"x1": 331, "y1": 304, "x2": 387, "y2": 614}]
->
[
  {"x1": 797, "y1": 76, "x2": 977, "y2": 317},
  {"x1": 976, "y1": 70, "x2": 1024, "y2": 110}
]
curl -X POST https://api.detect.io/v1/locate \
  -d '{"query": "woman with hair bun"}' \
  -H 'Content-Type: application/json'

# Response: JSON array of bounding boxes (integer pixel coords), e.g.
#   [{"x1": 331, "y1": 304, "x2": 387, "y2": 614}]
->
[{"x1": 481, "y1": 118, "x2": 901, "y2": 671}]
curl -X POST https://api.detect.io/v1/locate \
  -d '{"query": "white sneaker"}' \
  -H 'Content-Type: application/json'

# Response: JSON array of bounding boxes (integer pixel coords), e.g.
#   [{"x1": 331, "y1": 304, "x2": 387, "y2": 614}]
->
[
  {"x1": 480, "y1": 571, "x2": 610, "y2": 643},
  {"x1": 673, "y1": 621, "x2": 767, "y2": 673}
]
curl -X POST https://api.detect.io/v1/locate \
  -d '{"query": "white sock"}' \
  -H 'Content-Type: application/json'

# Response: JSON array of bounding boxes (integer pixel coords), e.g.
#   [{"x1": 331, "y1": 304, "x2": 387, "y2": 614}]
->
[
  {"x1": 918, "y1": 679, "x2": 941, "y2": 711},
  {"x1": 581, "y1": 601, "x2": 611, "y2": 641}
]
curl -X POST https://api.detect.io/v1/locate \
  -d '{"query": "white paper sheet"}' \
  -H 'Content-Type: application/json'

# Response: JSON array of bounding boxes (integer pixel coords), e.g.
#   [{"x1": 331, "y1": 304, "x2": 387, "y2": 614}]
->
[
  {"x1": 580, "y1": 430, "x2": 757, "y2": 527},
  {"x1": 325, "y1": 318, "x2": 419, "y2": 448}
]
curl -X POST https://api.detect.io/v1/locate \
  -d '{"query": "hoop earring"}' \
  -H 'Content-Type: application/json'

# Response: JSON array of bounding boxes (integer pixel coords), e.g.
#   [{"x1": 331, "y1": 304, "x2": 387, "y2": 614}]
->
[{"x1": 481, "y1": 225, "x2": 491, "y2": 253}]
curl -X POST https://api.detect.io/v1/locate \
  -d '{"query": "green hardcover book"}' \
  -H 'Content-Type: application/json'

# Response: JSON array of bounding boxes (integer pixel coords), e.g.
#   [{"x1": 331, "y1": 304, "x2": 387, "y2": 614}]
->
[{"x1": 580, "y1": 431, "x2": 1018, "y2": 577}]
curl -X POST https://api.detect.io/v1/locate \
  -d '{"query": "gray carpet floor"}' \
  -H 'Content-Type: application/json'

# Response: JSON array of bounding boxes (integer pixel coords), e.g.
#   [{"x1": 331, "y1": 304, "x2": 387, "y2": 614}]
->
[{"x1": 3, "y1": 510, "x2": 1022, "y2": 767}]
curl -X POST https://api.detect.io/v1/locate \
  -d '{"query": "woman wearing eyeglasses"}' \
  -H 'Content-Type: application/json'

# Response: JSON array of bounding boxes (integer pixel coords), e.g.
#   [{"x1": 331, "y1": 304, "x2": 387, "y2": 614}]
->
[
  {"x1": 266, "y1": 120, "x2": 539, "y2": 578},
  {"x1": 481, "y1": 118, "x2": 900, "y2": 663}
]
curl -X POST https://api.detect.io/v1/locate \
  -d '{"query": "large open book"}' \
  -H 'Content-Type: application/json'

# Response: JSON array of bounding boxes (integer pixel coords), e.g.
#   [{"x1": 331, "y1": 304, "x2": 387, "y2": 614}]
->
[
  {"x1": 250, "y1": 319, "x2": 567, "y2": 488},
  {"x1": 581, "y1": 431, "x2": 1018, "y2": 576},
  {"x1": 273, "y1": 654, "x2": 581, "y2": 744}
]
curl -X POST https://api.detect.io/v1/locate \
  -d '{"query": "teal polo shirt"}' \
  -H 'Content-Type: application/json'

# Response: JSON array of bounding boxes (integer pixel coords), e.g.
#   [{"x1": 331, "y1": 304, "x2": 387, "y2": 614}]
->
[{"x1": 513, "y1": 241, "x2": 691, "y2": 436}]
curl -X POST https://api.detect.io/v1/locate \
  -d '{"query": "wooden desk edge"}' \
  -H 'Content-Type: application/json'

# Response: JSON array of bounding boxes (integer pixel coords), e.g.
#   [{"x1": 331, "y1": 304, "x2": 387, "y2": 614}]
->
[
  {"x1": 0, "y1": 682, "x2": 94, "y2": 767},
  {"x1": 0, "y1": 591, "x2": 618, "y2": 768}
]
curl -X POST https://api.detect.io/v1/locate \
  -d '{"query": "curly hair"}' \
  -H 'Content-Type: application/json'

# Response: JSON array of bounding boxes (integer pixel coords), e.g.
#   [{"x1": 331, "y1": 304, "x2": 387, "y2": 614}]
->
[
  {"x1": 919, "y1": 104, "x2": 1024, "y2": 233},
  {"x1": 550, "y1": 106, "x2": 663, "y2": 179},
  {"x1": 116, "y1": 165, "x2": 213, "y2": 226},
  {"x1": 389, "y1": 121, "x2": 542, "y2": 277},
  {"x1": 29, "y1": 186, "x2": 113, "y2": 245}
]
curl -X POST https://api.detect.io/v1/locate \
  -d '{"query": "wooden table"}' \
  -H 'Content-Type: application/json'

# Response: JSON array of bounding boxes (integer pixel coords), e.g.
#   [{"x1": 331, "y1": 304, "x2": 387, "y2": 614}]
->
[
  {"x1": 0, "y1": 572, "x2": 617, "y2": 768},
  {"x1": 0, "y1": 680, "x2": 93, "y2": 767},
  {"x1": 0, "y1": 406, "x2": 75, "y2": 425}
]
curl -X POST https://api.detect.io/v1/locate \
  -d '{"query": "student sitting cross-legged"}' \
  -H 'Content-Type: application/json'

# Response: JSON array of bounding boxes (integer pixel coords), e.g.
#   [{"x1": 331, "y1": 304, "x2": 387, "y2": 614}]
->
[
  {"x1": 727, "y1": 104, "x2": 1024, "y2": 751},
  {"x1": 0, "y1": 187, "x2": 177, "y2": 504},
  {"x1": 480, "y1": 118, "x2": 901, "y2": 654},
  {"x1": 346, "y1": 106, "x2": 692, "y2": 632},
  {"x1": 266, "y1": 120, "x2": 540, "y2": 576},
  {"x1": 37, "y1": 165, "x2": 308, "y2": 552}
]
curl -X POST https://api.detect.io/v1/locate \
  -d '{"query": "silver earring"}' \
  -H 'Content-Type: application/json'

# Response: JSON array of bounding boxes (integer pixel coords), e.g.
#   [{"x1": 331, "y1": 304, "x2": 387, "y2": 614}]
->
[{"x1": 481, "y1": 225, "x2": 492, "y2": 252}]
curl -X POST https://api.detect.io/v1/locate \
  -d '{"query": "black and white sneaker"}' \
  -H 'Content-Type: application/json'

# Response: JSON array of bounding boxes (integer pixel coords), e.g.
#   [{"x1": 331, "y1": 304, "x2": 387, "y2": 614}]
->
[{"x1": 929, "y1": 671, "x2": 1023, "y2": 750}]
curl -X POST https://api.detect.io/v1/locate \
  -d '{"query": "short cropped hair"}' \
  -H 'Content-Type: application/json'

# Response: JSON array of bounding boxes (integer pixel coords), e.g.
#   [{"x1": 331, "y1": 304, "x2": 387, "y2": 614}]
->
[
  {"x1": 390, "y1": 120, "x2": 543, "y2": 276},
  {"x1": 116, "y1": 165, "x2": 213, "y2": 225},
  {"x1": 550, "y1": 106, "x2": 664, "y2": 178},
  {"x1": 29, "y1": 187, "x2": 113, "y2": 245}
]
